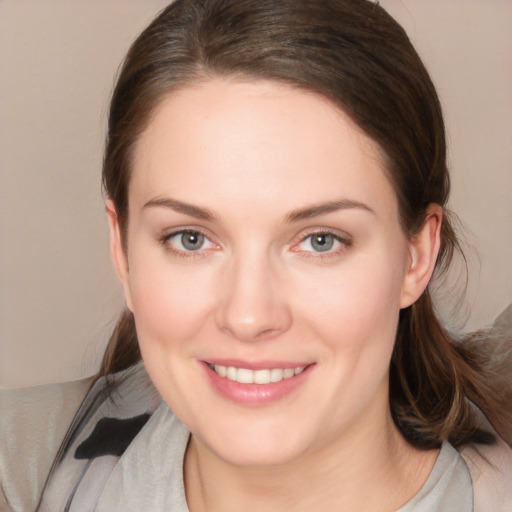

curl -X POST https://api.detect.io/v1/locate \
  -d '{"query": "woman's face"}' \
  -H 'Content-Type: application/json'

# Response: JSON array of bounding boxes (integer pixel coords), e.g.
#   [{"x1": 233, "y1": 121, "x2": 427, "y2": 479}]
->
[{"x1": 110, "y1": 78, "x2": 433, "y2": 467}]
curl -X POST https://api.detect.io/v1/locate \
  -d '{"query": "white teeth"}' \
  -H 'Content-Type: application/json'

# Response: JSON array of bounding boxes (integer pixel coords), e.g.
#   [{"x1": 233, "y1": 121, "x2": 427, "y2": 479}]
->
[
  {"x1": 236, "y1": 368, "x2": 253, "y2": 384},
  {"x1": 270, "y1": 368, "x2": 283, "y2": 382},
  {"x1": 283, "y1": 368, "x2": 295, "y2": 379},
  {"x1": 210, "y1": 364, "x2": 306, "y2": 384},
  {"x1": 226, "y1": 366, "x2": 237, "y2": 380},
  {"x1": 254, "y1": 369, "x2": 271, "y2": 384},
  {"x1": 214, "y1": 365, "x2": 227, "y2": 377}
]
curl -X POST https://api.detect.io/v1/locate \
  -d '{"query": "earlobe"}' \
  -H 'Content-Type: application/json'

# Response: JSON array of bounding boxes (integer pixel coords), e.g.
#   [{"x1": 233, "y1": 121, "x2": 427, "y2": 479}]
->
[
  {"x1": 400, "y1": 204, "x2": 443, "y2": 309},
  {"x1": 106, "y1": 200, "x2": 133, "y2": 311}
]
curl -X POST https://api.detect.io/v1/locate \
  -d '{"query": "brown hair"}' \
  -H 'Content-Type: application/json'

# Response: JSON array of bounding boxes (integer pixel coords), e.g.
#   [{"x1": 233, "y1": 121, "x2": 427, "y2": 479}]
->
[{"x1": 100, "y1": 0, "x2": 509, "y2": 449}]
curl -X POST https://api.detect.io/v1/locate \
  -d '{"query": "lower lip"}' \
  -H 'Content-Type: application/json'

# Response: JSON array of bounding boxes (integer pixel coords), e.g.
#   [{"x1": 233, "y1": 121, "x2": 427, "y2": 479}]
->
[{"x1": 201, "y1": 362, "x2": 314, "y2": 406}]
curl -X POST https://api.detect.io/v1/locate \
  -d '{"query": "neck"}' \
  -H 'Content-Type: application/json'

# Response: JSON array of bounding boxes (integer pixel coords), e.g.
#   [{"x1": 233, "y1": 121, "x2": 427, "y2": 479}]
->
[{"x1": 184, "y1": 400, "x2": 438, "y2": 512}]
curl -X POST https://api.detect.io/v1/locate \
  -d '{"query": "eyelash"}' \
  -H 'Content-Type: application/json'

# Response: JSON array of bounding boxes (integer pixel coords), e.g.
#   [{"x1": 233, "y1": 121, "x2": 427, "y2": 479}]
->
[
  {"x1": 159, "y1": 229, "x2": 218, "y2": 259},
  {"x1": 159, "y1": 229, "x2": 352, "y2": 259},
  {"x1": 292, "y1": 230, "x2": 352, "y2": 258}
]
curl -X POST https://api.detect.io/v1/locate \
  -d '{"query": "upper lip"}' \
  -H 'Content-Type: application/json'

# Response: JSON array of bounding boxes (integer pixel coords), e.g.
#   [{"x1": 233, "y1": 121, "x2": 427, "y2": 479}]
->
[{"x1": 203, "y1": 359, "x2": 313, "y2": 370}]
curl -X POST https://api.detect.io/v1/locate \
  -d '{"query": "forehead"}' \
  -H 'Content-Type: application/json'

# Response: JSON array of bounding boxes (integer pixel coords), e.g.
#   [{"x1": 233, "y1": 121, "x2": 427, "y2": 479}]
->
[{"x1": 130, "y1": 78, "x2": 396, "y2": 219}]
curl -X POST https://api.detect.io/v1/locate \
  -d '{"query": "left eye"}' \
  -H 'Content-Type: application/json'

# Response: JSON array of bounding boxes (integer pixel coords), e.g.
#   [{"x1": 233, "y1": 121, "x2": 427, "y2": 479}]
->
[
  {"x1": 165, "y1": 230, "x2": 215, "y2": 252},
  {"x1": 297, "y1": 232, "x2": 346, "y2": 253}
]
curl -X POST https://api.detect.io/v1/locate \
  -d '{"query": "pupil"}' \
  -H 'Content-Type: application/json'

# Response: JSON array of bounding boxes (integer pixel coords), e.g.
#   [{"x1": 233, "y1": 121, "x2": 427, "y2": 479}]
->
[
  {"x1": 312, "y1": 234, "x2": 334, "y2": 252},
  {"x1": 182, "y1": 232, "x2": 204, "y2": 251}
]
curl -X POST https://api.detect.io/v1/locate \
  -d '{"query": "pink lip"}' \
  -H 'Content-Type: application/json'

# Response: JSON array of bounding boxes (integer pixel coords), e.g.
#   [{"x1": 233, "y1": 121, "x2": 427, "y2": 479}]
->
[{"x1": 200, "y1": 360, "x2": 314, "y2": 406}]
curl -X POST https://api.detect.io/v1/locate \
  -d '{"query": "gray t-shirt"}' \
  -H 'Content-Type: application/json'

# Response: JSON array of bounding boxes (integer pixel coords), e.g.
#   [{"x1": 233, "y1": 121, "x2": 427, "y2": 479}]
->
[
  {"x1": 96, "y1": 402, "x2": 473, "y2": 512},
  {"x1": 1, "y1": 363, "x2": 510, "y2": 511}
]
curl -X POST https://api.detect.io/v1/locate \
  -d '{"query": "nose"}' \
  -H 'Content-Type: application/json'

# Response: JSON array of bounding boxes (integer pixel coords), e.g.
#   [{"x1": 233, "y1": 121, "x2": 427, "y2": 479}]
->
[{"x1": 215, "y1": 250, "x2": 293, "y2": 342}]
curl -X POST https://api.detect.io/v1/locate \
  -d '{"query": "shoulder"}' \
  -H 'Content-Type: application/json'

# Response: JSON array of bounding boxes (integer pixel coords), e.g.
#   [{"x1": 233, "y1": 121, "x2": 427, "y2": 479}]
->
[
  {"x1": 31, "y1": 364, "x2": 163, "y2": 511},
  {"x1": 457, "y1": 304, "x2": 512, "y2": 510},
  {"x1": 0, "y1": 378, "x2": 91, "y2": 512},
  {"x1": 460, "y1": 436, "x2": 512, "y2": 512}
]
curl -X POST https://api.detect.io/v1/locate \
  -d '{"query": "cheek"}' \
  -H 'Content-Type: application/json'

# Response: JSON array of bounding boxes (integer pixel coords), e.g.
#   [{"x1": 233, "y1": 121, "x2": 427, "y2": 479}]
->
[
  {"x1": 293, "y1": 244, "x2": 408, "y2": 356},
  {"x1": 290, "y1": 247, "x2": 408, "y2": 424},
  {"x1": 127, "y1": 253, "x2": 216, "y2": 347}
]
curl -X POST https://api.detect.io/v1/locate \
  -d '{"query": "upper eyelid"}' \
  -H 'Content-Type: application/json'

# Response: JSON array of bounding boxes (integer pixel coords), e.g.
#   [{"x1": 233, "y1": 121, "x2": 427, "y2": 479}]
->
[
  {"x1": 289, "y1": 230, "x2": 353, "y2": 258},
  {"x1": 295, "y1": 227, "x2": 352, "y2": 244},
  {"x1": 158, "y1": 226, "x2": 352, "y2": 250},
  {"x1": 160, "y1": 229, "x2": 219, "y2": 257},
  {"x1": 161, "y1": 226, "x2": 214, "y2": 241},
  {"x1": 297, "y1": 233, "x2": 350, "y2": 249}
]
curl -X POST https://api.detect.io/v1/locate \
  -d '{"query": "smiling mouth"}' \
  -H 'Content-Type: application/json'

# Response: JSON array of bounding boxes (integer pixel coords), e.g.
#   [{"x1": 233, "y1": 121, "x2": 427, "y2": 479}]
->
[{"x1": 207, "y1": 363, "x2": 307, "y2": 384}]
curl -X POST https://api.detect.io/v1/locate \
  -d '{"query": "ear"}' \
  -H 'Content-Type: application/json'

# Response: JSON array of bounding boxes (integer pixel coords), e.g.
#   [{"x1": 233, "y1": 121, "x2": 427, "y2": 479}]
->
[
  {"x1": 400, "y1": 204, "x2": 443, "y2": 309},
  {"x1": 106, "y1": 200, "x2": 133, "y2": 311}
]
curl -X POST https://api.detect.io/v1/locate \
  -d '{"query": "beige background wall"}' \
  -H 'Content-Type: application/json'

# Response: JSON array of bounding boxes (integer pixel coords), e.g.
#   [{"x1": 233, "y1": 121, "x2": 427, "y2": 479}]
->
[{"x1": 0, "y1": 0, "x2": 511, "y2": 387}]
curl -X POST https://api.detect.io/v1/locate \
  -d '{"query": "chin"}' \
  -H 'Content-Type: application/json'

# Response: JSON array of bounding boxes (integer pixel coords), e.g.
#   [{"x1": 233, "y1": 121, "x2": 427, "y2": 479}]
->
[
  {"x1": 212, "y1": 440, "x2": 306, "y2": 468},
  {"x1": 193, "y1": 414, "x2": 317, "y2": 468}
]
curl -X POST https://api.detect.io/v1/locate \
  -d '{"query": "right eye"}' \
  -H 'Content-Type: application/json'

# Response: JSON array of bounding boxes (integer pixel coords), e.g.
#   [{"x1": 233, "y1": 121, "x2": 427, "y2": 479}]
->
[{"x1": 163, "y1": 230, "x2": 216, "y2": 253}]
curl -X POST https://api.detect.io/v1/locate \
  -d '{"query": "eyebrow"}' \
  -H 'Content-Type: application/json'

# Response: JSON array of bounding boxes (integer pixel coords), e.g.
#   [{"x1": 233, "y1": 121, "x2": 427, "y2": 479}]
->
[
  {"x1": 143, "y1": 197, "x2": 217, "y2": 221},
  {"x1": 143, "y1": 196, "x2": 374, "y2": 223},
  {"x1": 285, "y1": 199, "x2": 375, "y2": 223}
]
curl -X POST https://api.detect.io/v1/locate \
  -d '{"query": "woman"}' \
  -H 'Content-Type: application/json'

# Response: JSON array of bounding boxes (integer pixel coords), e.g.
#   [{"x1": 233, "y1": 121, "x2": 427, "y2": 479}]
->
[{"x1": 1, "y1": 0, "x2": 511, "y2": 510}]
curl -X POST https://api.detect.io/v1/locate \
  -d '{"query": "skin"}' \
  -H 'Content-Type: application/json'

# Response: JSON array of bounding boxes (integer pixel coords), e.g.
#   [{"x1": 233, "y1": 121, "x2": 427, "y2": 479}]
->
[{"x1": 108, "y1": 78, "x2": 442, "y2": 511}]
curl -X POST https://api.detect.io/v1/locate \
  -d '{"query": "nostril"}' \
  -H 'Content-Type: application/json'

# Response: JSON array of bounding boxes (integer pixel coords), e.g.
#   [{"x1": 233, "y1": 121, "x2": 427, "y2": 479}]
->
[{"x1": 255, "y1": 327, "x2": 281, "y2": 340}]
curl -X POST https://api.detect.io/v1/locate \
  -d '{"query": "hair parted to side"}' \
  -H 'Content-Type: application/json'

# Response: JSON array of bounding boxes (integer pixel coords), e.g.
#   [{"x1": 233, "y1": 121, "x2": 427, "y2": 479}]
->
[{"x1": 100, "y1": 0, "x2": 509, "y2": 449}]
